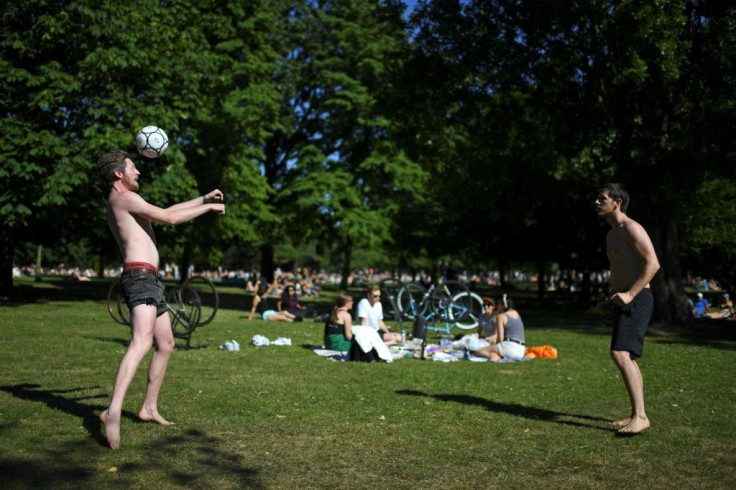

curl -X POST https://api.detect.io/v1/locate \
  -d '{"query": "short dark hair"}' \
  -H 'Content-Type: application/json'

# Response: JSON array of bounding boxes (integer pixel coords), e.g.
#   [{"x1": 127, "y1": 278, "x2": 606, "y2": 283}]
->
[
  {"x1": 96, "y1": 150, "x2": 132, "y2": 190},
  {"x1": 599, "y1": 183, "x2": 630, "y2": 213}
]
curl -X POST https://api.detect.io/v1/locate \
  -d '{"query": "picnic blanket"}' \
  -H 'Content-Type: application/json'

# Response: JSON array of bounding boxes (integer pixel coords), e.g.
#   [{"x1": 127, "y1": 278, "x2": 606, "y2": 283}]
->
[
  {"x1": 310, "y1": 347, "x2": 350, "y2": 362},
  {"x1": 310, "y1": 344, "x2": 531, "y2": 363}
]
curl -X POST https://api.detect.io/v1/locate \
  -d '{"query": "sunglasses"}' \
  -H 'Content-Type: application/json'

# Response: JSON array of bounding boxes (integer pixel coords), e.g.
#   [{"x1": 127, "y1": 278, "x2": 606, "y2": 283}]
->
[{"x1": 372, "y1": 294, "x2": 381, "y2": 299}]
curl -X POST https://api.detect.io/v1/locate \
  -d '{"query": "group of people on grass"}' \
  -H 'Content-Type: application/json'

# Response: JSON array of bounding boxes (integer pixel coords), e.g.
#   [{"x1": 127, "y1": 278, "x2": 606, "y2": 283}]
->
[
  {"x1": 320, "y1": 284, "x2": 528, "y2": 363},
  {"x1": 246, "y1": 271, "x2": 321, "y2": 299},
  {"x1": 690, "y1": 292, "x2": 734, "y2": 319},
  {"x1": 322, "y1": 284, "x2": 402, "y2": 353},
  {"x1": 247, "y1": 281, "x2": 318, "y2": 322}
]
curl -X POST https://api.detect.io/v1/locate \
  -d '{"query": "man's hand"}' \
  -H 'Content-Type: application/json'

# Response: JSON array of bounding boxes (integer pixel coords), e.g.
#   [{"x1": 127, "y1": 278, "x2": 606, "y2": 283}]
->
[
  {"x1": 609, "y1": 291, "x2": 633, "y2": 307},
  {"x1": 211, "y1": 203, "x2": 226, "y2": 215},
  {"x1": 204, "y1": 189, "x2": 224, "y2": 203}
]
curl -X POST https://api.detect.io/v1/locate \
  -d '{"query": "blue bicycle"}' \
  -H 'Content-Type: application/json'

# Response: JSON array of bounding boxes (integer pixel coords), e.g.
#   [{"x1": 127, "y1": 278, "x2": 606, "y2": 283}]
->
[{"x1": 394, "y1": 280, "x2": 483, "y2": 333}]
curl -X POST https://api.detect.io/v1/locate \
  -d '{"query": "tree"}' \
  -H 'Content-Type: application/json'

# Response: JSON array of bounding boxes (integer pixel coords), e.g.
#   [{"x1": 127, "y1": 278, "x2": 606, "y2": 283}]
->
[
  {"x1": 1, "y1": 0, "x2": 277, "y2": 295},
  {"x1": 249, "y1": 0, "x2": 428, "y2": 284}
]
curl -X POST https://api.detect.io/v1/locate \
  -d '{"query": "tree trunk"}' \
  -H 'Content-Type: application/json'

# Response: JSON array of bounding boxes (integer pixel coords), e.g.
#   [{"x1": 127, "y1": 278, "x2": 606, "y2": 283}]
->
[
  {"x1": 97, "y1": 249, "x2": 105, "y2": 278},
  {"x1": 260, "y1": 243, "x2": 275, "y2": 283},
  {"x1": 339, "y1": 237, "x2": 353, "y2": 290},
  {"x1": 536, "y1": 259, "x2": 546, "y2": 301},
  {"x1": 650, "y1": 215, "x2": 689, "y2": 326},
  {"x1": 498, "y1": 257, "x2": 508, "y2": 288},
  {"x1": 0, "y1": 229, "x2": 14, "y2": 298},
  {"x1": 35, "y1": 244, "x2": 43, "y2": 283},
  {"x1": 580, "y1": 262, "x2": 591, "y2": 308}
]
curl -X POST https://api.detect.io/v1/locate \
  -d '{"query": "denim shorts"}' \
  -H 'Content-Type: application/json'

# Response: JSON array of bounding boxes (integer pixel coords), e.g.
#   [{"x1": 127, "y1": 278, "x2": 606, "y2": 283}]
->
[{"x1": 121, "y1": 272, "x2": 168, "y2": 318}]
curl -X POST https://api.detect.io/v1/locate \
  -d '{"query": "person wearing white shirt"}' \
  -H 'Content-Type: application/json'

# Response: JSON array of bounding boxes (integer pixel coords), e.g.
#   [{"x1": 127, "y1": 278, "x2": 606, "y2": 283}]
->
[{"x1": 356, "y1": 284, "x2": 402, "y2": 346}]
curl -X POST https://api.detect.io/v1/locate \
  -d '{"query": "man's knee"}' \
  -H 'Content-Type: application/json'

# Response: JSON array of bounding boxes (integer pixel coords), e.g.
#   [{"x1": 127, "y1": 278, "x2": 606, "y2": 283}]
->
[
  {"x1": 156, "y1": 336, "x2": 175, "y2": 354},
  {"x1": 611, "y1": 349, "x2": 633, "y2": 364},
  {"x1": 129, "y1": 336, "x2": 155, "y2": 353}
]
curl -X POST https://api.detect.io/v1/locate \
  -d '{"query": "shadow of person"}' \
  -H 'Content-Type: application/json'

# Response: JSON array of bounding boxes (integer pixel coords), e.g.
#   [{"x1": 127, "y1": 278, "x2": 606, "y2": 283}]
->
[
  {"x1": 396, "y1": 389, "x2": 610, "y2": 431},
  {"x1": 0, "y1": 383, "x2": 136, "y2": 448}
]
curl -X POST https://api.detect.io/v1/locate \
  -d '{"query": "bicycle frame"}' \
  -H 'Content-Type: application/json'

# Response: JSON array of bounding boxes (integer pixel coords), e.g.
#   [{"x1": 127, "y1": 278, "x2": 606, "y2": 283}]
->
[{"x1": 402, "y1": 285, "x2": 481, "y2": 337}]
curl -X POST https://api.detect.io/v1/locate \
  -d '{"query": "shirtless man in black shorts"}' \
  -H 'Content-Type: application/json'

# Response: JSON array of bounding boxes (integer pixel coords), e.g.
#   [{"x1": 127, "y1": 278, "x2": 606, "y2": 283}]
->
[
  {"x1": 595, "y1": 183, "x2": 660, "y2": 435},
  {"x1": 96, "y1": 150, "x2": 225, "y2": 449}
]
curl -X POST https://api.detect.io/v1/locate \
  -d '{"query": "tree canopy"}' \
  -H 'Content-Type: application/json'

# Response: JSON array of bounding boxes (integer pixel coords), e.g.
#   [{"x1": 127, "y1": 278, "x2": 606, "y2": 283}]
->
[{"x1": 2, "y1": 0, "x2": 734, "y2": 324}]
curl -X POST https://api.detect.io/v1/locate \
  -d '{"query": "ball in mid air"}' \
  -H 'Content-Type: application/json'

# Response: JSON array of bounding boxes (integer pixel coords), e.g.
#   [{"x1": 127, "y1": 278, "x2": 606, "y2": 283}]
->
[{"x1": 136, "y1": 126, "x2": 169, "y2": 158}]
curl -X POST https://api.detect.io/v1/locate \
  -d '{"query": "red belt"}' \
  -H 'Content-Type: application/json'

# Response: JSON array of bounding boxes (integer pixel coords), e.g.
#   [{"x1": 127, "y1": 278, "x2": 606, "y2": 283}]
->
[{"x1": 122, "y1": 262, "x2": 159, "y2": 277}]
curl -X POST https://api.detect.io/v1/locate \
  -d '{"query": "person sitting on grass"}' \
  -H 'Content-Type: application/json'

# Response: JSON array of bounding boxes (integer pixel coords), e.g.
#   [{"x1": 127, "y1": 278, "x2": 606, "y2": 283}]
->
[
  {"x1": 278, "y1": 284, "x2": 315, "y2": 320},
  {"x1": 324, "y1": 293, "x2": 354, "y2": 352},
  {"x1": 476, "y1": 297, "x2": 498, "y2": 344},
  {"x1": 248, "y1": 284, "x2": 296, "y2": 322},
  {"x1": 706, "y1": 293, "x2": 734, "y2": 319},
  {"x1": 356, "y1": 284, "x2": 402, "y2": 346},
  {"x1": 693, "y1": 292, "x2": 711, "y2": 318},
  {"x1": 472, "y1": 294, "x2": 526, "y2": 362}
]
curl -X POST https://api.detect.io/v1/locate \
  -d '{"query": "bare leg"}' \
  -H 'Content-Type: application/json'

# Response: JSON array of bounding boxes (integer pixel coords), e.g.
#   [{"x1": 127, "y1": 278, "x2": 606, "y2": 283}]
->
[
  {"x1": 383, "y1": 331, "x2": 401, "y2": 347},
  {"x1": 138, "y1": 313, "x2": 175, "y2": 425},
  {"x1": 267, "y1": 312, "x2": 294, "y2": 322},
  {"x1": 101, "y1": 305, "x2": 157, "y2": 449},
  {"x1": 610, "y1": 350, "x2": 650, "y2": 434},
  {"x1": 473, "y1": 345, "x2": 502, "y2": 362}
]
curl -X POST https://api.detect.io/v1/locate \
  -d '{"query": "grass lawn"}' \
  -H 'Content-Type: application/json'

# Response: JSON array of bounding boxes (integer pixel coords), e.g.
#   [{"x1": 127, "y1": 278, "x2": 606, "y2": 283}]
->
[{"x1": 1, "y1": 277, "x2": 735, "y2": 489}]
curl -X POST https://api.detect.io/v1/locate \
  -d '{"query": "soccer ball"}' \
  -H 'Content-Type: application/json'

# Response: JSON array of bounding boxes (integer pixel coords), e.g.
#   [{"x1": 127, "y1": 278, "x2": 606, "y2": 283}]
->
[{"x1": 135, "y1": 126, "x2": 169, "y2": 158}]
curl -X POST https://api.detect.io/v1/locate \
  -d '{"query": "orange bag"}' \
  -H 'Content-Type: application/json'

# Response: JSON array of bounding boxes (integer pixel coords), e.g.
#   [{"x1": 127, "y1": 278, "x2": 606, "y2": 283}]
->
[{"x1": 525, "y1": 345, "x2": 558, "y2": 359}]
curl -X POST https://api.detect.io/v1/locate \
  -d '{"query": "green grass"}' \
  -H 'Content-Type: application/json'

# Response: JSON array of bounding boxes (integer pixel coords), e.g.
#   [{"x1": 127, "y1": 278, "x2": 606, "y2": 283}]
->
[{"x1": 1, "y1": 277, "x2": 735, "y2": 489}]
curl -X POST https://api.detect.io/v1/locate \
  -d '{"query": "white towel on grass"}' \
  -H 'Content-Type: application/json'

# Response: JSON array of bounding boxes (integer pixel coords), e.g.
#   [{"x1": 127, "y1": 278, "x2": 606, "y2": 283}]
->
[{"x1": 352, "y1": 326, "x2": 393, "y2": 363}]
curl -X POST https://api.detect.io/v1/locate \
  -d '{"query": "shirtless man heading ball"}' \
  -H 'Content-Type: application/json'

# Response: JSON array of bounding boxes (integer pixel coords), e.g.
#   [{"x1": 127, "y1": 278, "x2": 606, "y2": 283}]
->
[{"x1": 96, "y1": 150, "x2": 225, "y2": 449}]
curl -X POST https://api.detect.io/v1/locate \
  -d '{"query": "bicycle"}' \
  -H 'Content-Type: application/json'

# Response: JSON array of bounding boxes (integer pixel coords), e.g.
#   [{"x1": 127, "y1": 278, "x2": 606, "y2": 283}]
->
[
  {"x1": 179, "y1": 275, "x2": 219, "y2": 326},
  {"x1": 395, "y1": 280, "x2": 483, "y2": 334},
  {"x1": 107, "y1": 275, "x2": 218, "y2": 348},
  {"x1": 378, "y1": 276, "x2": 404, "y2": 320}
]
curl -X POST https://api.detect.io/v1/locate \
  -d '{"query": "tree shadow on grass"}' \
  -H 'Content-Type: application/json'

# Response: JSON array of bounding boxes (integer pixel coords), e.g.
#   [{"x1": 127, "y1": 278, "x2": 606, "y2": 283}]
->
[
  {"x1": 0, "y1": 383, "x2": 119, "y2": 448},
  {"x1": 396, "y1": 389, "x2": 611, "y2": 432},
  {"x1": 0, "y1": 429, "x2": 262, "y2": 488},
  {"x1": 647, "y1": 320, "x2": 736, "y2": 351},
  {"x1": 0, "y1": 384, "x2": 263, "y2": 488}
]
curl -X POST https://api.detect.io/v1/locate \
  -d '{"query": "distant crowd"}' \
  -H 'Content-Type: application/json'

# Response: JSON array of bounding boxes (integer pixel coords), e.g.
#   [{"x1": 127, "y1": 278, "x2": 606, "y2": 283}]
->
[{"x1": 13, "y1": 264, "x2": 732, "y2": 319}]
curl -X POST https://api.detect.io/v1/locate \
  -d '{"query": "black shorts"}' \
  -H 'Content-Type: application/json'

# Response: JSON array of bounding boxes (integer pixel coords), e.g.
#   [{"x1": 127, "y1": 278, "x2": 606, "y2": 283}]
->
[
  {"x1": 611, "y1": 289, "x2": 654, "y2": 359},
  {"x1": 121, "y1": 272, "x2": 168, "y2": 318}
]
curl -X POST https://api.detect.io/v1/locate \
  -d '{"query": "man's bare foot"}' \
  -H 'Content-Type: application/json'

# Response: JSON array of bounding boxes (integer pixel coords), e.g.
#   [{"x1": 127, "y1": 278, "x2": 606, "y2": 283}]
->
[
  {"x1": 100, "y1": 409, "x2": 121, "y2": 450},
  {"x1": 610, "y1": 417, "x2": 632, "y2": 427},
  {"x1": 617, "y1": 416, "x2": 650, "y2": 435},
  {"x1": 138, "y1": 408, "x2": 175, "y2": 425}
]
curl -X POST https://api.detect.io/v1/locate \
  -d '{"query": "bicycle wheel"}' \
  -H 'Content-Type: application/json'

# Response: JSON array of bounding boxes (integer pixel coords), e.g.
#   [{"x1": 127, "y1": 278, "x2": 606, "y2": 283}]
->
[
  {"x1": 107, "y1": 280, "x2": 130, "y2": 326},
  {"x1": 183, "y1": 275, "x2": 218, "y2": 326},
  {"x1": 396, "y1": 282, "x2": 428, "y2": 320},
  {"x1": 378, "y1": 277, "x2": 403, "y2": 320},
  {"x1": 448, "y1": 291, "x2": 484, "y2": 330},
  {"x1": 428, "y1": 280, "x2": 470, "y2": 317},
  {"x1": 167, "y1": 285, "x2": 201, "y2": 339}
]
